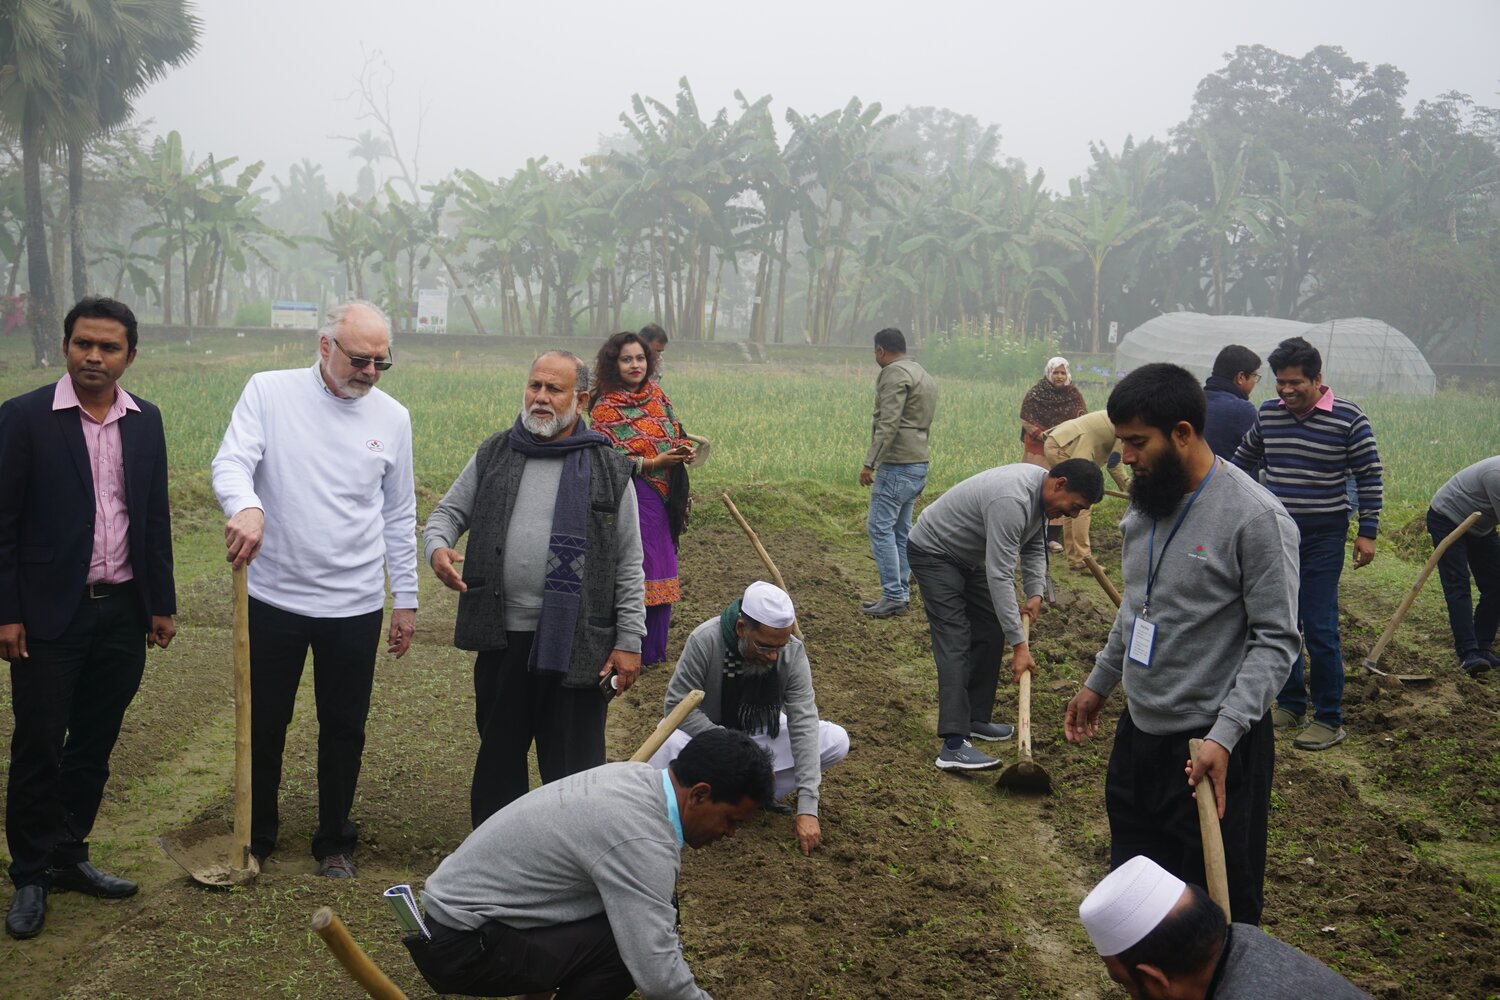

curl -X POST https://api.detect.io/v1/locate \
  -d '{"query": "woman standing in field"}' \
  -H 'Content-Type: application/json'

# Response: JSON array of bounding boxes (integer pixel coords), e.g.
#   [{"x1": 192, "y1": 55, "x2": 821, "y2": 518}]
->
[
  {"x1": 1019, "y1": 356, "x2": 1087, "y2": 551},
  {"x1": 590, "y1": 331, "x2": 693, "y2": 666}
]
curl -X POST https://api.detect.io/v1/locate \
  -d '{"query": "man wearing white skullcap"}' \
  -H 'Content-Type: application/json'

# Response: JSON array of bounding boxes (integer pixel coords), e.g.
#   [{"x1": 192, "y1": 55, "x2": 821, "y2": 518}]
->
[
  {"x1": 648, "y1": 581, "x2": 849, "y2": 855},
  {"x1": 1080, "y1": 856, "x2": 1370, "y2": 999}
]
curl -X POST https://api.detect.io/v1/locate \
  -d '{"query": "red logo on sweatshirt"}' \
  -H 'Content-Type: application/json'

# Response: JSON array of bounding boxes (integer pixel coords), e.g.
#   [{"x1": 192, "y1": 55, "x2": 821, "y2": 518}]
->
[{"x1": 366, "y1": 439, "x2": 384, "y2": 452}]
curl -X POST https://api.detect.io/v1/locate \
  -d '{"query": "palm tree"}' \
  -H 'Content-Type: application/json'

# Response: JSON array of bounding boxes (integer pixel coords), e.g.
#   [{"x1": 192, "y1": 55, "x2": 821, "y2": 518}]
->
[
  {"x1": 1044, "y1": 181, "x2": 1159, "y2": 352},
  {"x1": 347, "y1": 130, "x2": 390, "y2": 200}
]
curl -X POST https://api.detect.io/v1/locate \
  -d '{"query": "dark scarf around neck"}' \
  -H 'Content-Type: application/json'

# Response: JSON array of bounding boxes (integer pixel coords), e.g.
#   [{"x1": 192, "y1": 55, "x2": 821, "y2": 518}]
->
[{"x1": 717, "y1": 599, "x2": 783, "y2": 737}]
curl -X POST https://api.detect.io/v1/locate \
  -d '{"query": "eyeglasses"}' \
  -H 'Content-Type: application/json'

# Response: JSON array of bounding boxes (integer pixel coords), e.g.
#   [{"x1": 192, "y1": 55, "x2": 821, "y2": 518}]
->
[
  {"x1": 745, "y1": 634, "x2": 789, "y2": 657},
  {"x1": 332, "y1": 338, "x2": 394, "y2": 371}
]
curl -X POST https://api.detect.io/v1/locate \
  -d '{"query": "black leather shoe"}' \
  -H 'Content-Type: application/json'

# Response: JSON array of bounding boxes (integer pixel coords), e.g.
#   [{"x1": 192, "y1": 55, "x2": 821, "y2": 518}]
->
[
  {"x1": 762, "y1": 799, "x2": 794, "y2": 815},
  {"x1": 5, "y1": 885, "x2": 46, "y2": 939},
  {"x1": 48, "y1": 861, "x2": 139, "y2": 899}
]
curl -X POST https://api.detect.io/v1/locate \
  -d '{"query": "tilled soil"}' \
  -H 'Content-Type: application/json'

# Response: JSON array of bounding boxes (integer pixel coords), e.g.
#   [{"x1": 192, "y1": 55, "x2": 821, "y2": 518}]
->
[{"x1": 1, "y1": 497, "x2": 1496, "y2": 999}]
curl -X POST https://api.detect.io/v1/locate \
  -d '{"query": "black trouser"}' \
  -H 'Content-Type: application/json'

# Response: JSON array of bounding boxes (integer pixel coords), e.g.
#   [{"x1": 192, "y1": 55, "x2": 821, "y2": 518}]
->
[
  {"x1": 248, "y1": 598, "x2": 383, "y2": 860},
  {"x1": 1106, "y1": 708, "x2": 1274, "y2": 926},
  {"x1": 1428, "y1": 507, "x2": 1500, "y2": 659},
  {"x1": 405, "y1": 913, "x2": 634, "y2": 999},
  {"x1": 470, "y1": 632, "x2": 608, "y2": 828},
  {"x1": 908, "y1": 544, "x2": 1008, "y2": 739},
  {"x1": 6, "y1": 586, "x2": 145, "y2": 888}
]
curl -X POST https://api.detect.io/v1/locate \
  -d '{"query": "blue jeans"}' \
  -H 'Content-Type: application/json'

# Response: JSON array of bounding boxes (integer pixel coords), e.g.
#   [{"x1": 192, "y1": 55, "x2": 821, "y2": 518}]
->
[
  {"x1": 1427, "y1": 508, "x2": 1500, "y2": 659},
  {"x1": 1280, "y1": 525, "x2": 1347, "y2": 726},
  {"x1": 867, "y1": 462, "x2": 928, "y2": 601}
]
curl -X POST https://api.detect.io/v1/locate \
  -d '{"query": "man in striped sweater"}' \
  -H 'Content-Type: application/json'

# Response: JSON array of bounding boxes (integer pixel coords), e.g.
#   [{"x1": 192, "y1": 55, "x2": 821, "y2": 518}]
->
[{"x1": 1232, "y1": 337, "x2": 1384, "y2": 752}]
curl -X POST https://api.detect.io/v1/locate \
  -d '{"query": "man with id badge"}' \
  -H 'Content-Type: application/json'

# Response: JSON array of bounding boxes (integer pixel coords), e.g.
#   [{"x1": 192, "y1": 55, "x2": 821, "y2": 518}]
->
[{"x1": 1064, "y1": 363, "x2": 1300, "y2": 926}]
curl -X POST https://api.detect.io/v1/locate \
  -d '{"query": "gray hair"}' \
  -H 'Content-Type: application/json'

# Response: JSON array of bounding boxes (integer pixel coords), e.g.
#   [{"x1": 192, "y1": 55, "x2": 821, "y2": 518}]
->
[
  {"x1": 533, "y1": 350, "x2": 590, "y2": 394},
  {"x1": 319, "y1": 299, "x2": 393, "y2": 343}
]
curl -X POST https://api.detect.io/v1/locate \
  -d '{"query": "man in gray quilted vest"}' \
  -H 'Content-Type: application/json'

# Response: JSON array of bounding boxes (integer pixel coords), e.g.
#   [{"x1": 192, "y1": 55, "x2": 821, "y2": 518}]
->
[{"x1": 425, "y1": 351, "x2": 646, "y2": 827}]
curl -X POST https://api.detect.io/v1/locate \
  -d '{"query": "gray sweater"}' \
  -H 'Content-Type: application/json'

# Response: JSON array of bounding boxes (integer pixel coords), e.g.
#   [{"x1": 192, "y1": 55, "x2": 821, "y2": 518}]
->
[
  {"x1": 1084, "y1": 460, "x2": 1301, "y2": 752},
  {"x1": 666, "y1": 617, "x2": 824, "y2": 816},
  {"x1": 421, "y1": 762, "x2": 710, "y2": 1000},
  {"x1": 908, "y1": 464, "x2": 1048, "y2": 641},
  {"x1": 1213, "y1": 923, "x2": 1371, "y2": 999},
  {"x1": 1431, "y1": 455, "x2": 1500, "y2": 535},
  {"x1": 423, "y1": 452, "x2": 646, "y2": 649}
]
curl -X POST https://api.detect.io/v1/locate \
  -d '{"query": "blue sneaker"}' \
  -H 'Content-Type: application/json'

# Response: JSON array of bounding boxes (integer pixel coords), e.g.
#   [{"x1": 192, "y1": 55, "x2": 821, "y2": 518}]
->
[
  {"x1": 970, "y1": 721, "x2": 1015, "y2": 742},
  {"x1": 935, "y1": 741, "x2": 1001, "y2": 771}
]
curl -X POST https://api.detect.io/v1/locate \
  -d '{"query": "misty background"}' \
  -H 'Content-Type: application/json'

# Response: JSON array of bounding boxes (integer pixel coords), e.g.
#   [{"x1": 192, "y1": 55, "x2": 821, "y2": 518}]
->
[{"x1": 3, "y1": 0, "x2": 1498, "y2": 364}]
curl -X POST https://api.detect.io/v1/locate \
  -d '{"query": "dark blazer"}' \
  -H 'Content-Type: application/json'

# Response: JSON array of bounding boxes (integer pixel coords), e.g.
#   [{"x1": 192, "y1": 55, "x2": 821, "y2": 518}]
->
[{"x1": 0, "y1": 381, "x2": 176, "y2": 641}]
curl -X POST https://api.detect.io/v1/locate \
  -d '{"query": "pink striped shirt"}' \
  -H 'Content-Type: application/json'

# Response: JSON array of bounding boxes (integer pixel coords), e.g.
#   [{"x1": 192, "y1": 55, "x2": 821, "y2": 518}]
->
[{"x1": 52, "y1": 376, "x2": 139, "y2": 585}]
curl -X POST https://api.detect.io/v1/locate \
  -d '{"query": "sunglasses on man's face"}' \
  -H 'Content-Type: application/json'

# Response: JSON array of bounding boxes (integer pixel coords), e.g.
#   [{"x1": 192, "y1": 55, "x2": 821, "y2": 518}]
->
[{"x1": 332, "y1": 338, "x2": 394, "y2": 371}]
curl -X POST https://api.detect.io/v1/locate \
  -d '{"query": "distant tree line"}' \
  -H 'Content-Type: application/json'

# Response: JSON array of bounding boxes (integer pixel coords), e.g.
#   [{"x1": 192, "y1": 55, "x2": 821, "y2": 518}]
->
[{"x1": 3, "y1": 13, "x2": 1497, "y2": 367}]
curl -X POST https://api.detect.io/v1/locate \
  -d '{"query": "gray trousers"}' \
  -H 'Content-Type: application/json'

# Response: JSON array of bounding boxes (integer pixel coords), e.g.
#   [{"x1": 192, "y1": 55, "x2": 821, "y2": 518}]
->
[{"x1": 908, "y1": 543, "x2": 1009, "y2": 738}]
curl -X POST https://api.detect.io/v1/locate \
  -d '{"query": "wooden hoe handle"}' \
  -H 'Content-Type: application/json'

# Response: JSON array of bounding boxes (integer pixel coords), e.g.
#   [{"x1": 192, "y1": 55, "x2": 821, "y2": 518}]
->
[
  {"x1": 1188, "y1": 739, "x2": 1231, "y2": 922},
  {"x1": 1366, "y1": 511, "x2": 1482, "y2": 666},
  {"x1": 1083, "y1": 555, "x2": 1122, "y2": 609},
  {"x1": 721, "y1": 493, "x2": 803, "y2": 641},
  {"x1": 1016, "y1": 616, "x2": 1033, "y2": 761},
  {"x1": 630, "y1": 690, "x2": 706, "y2": 763},
  {"x1": 311, "y1": 907, "x2": 408, "y2": 1000},
  {"x1": 232, "y1": 564, "x2": 254, "y2": 872}
]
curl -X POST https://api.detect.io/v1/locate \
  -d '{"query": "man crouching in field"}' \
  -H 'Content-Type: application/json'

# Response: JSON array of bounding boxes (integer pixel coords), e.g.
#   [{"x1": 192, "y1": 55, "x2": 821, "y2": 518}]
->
[
  {"x1": 409, "y1": 729, "x2": 772, "y2": 999},
  {"x1": 1065, "y1": 363, "x2": 1301, "y2": 926}
]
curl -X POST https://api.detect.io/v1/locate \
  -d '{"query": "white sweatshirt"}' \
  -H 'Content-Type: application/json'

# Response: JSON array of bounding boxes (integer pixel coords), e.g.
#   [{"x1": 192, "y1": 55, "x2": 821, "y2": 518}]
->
[{"x1": 211, "y1": 362, "x2": 419, "y2": 617}]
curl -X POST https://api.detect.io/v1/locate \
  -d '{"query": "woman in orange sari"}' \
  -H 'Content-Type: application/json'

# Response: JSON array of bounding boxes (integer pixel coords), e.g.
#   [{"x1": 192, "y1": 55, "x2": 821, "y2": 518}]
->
[{"x1": 590, "y1": 332, "x2": 692, "y2": 666}]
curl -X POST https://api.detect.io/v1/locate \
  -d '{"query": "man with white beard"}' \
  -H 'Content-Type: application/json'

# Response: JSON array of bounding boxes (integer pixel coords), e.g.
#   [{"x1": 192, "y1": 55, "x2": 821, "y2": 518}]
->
[
  {"x1": 213, "y1": 300, "x2": 419, "y2": 878},
  {"x1": 424, "y1": 351, "x2": 646, "y2": 826}
]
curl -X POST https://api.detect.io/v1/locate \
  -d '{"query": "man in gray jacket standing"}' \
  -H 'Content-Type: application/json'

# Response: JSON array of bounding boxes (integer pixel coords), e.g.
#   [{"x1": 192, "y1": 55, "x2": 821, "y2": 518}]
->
[
  {"x1": 909, "y1": 459, "x2": 1103, "y2": 771},
  {"x1": 860, "y1": 327, "x2": 937, "y2": 618},
  {"x1": 412, "y1": 729, "x2": 773, "y2": 999},
  {"x1": 424, "y1": 351, "x2": 646, "y2": 827},
  {"x1": 1065, "y1": 363, "x2": 1300, "y2": 926}
]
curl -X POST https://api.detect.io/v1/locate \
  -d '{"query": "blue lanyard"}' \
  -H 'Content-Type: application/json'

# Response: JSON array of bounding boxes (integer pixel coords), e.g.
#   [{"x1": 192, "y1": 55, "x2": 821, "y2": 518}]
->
[{"x1": 1144, "y1": 459, "x2": 1218, "y2": 617}]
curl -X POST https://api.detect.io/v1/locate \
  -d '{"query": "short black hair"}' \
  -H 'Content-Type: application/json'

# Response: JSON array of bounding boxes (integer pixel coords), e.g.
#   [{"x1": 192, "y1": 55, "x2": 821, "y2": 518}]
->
[
  {"x1": 1048, "y1": 458, "x2": 1104, "y2": 504},
  {"x1": 670, "y1": 729, "x2": 775, "y2": 806},
  {"x1": 873, "y1": 327, "x2": 906, "y2": 353},
  {"x1": 1211, "y1": 344, "x2": 1261, "y2": 381},
  {"x1": 639, "y1": 322, "x2": 668, "y2": 347},
  {"x1": 1107, "y1": 363, "x2": 1206, "y2": 436},
  {"x1": 1267, "y1": 336, "x2": 1321, "y2": 380},
  {"x1": 64, "y1": 297, "x2": 139, "y2": 352},
  {"x1": 1115, "y1": 882, "x2": 1226, "y2": 975}
]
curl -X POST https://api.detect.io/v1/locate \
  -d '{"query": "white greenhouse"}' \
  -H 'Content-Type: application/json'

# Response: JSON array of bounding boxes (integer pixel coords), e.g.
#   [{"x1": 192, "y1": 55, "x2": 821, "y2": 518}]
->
[{"x1": 1115, "y1": 312, "x2": 1436, "y2": 396}]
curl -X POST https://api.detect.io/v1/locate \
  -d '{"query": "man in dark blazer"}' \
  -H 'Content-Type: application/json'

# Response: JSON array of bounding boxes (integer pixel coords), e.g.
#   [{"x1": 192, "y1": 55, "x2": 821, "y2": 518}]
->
[{"x1": 0, "y1": 297, "x2": 176, "y2": 940}]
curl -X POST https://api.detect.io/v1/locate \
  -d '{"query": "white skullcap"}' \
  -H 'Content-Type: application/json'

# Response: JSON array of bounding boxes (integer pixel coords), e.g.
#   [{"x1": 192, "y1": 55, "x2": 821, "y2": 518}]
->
[
  {"x1": 742, "y1": 581, "x2": 795, "y2": 628},
  {"x1": 1079, "y1": 856, "x2": 1187, "y2": 957}
]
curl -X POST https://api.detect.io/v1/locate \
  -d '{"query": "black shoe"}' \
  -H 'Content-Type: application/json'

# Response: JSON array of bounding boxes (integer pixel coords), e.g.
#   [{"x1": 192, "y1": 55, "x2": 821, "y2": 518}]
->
[
  {"x1": 47, "y1": 861, "x2": 138, "y2": 899},
  {"x1": 5, "y1": 885, "x2": 46, "y2": 939},
  {"x1": 316, "y1": 853, "x2": 357, "y2": 879},
  {"x1": 763, "y1": 799, "x2": 794, "y2": 815},
  {"x1": 860, "y1": 597, "x2": 909, "y2": 618}
]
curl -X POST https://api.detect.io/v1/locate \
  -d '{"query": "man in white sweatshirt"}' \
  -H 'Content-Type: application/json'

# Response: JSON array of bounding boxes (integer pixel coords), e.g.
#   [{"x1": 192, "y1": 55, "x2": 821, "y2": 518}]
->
[{"x1": 211, "y1": 300, "x2": 418, "y2": 879}]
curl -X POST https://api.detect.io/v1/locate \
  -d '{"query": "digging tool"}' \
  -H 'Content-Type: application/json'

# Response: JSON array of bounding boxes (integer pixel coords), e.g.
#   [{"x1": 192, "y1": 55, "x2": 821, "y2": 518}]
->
[
  {"x1": 313, "y1": 907, "x2": 408, "y2": 1000},
  {"x1": 721, "y1": 492, "x2": 803, "y2": 640},
  {"x1": 1082, "y1": 554, "x2": 1122, "y2": 609},
  {"x1": 1104, "y1": 488, "x2": 1130, "y2": 500},
  {"x1": 1362, "y1": 511, "x2": 1482, "y2": 686},
  {"x1": 995, "y1": 616, "x2": 1051, "y2": 794},
  {"x1": 630, "y1": 689, "x2": 705, "y2": 762},
  {"x1": 1187, "y1": 738, "x2": 1232, "y2": 922},
  {"x1": 159, "y1": 564, "x2": 260, "y2": 886}
]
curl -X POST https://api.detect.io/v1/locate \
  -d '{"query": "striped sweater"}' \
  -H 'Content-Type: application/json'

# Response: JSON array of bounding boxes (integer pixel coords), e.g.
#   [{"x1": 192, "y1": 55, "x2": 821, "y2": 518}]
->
[{"x1": 1231, "y1": 391, "x2": 1384, "y2": 538}]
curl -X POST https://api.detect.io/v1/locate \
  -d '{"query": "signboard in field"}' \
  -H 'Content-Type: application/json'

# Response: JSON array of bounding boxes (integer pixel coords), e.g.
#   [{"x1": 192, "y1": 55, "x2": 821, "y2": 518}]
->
[
  {"x1": 271, "y1": 300, "x2": 318, "y2": 330},
  {"x1": 417, "y1": 289, "x2": 449, "y2": 334},
  {"x1": 1108, "y1": 321, "x2": 1119, "y2": 345}
]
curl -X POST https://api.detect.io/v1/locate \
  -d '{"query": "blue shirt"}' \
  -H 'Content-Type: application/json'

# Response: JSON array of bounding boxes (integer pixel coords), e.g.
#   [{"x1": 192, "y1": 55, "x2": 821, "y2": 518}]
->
[{"x1": 660, "y1": 769, "x2": 685, "y2": 849}]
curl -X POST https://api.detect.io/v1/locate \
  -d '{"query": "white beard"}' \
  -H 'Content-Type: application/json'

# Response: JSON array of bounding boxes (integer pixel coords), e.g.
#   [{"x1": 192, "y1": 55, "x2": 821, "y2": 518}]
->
[
  {"x1": 323, "y1": 360, "x2": 375, "y2": 398},
  {"x1": 521, "y1": 396, "x2": 577, "y2": 437}
]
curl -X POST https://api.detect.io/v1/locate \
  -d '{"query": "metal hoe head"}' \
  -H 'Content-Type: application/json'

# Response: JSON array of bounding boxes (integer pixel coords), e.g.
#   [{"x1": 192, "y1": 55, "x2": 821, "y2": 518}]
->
[{"x1": 994, "y1": 756, "x2": 1052, "y2": 794}]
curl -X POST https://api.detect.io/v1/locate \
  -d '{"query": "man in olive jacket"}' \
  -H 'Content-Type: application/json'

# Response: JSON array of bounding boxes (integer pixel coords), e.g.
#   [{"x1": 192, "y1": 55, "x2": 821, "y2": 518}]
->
[{"x1": 859, "y1": 327, "x2": 937, "y2": 618}]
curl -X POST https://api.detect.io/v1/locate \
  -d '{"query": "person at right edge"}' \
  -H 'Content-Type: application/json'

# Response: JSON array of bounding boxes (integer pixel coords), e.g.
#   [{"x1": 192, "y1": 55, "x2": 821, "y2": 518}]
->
[
  {"x1": 1232, "y1": 336, "x2": 1383, "y2": 751},
  {"x1": 1065, "y1": 363, "x2": 1301, "y2": 927},
  {"x1": 1428, "y1": 456, "x2": 1500, "y2": 677}
]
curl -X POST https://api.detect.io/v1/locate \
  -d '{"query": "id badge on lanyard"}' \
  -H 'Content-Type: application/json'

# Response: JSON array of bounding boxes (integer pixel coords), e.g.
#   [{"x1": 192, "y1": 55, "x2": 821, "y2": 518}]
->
[
  {"x1": 1132, "y1": 459, "x2": 1218, "y2": 670},
  {"x1": 1129, "y1": 614, "x2": 1156, "y2": 667}
]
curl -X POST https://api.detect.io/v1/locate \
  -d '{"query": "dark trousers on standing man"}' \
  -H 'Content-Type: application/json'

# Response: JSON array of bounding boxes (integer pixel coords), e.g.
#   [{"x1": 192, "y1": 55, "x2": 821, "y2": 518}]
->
[
  {"x1": 248, "y1": 597, "x2": 383, "y2": 861},
  {"x1": 1428, "y1": 507, "x2": 1500, "y2": 659},
  {"x1": 1280, "y1": 524, "x2": 1347, "y2": 727},
  {"x1": 405, "y1": 912, "x2": 634, "y2": 999},
  {"x1": 1106, "y1": 708, "x2": 1275, "y2": 926},
  {"x1": 6, "y1": 586, "x2": 146, "y2": 888},
  {"x1": 470, "y1": 631, "x2": 608, "y2": 828},
  {"x1": 908, "y1": 544, "x2": 1008, "y2": 739}
]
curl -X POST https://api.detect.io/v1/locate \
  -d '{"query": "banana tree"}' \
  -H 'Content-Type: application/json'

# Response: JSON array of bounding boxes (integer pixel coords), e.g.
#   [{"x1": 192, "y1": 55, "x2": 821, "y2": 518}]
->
[{"x1": 1043, "y1": 181, "x2": 1159, "y2": 352}]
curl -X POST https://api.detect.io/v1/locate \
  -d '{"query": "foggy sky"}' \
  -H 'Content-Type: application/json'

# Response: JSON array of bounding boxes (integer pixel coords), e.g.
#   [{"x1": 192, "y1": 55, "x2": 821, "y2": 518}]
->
[{"x1": 132, "y1": 0, "x2": 1500, "y2": 195}]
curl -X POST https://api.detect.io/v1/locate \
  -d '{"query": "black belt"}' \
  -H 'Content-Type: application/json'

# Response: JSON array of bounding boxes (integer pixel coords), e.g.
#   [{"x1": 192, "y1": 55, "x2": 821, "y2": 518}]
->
[{"x1": 85, "y1": 581, "x2": 131, "y2": 599}]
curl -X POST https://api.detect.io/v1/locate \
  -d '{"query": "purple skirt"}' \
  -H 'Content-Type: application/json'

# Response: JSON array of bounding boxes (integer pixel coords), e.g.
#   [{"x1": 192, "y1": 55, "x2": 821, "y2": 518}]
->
[{"x1": 635, "y1": 478, "x2": 679, "y2": 665}]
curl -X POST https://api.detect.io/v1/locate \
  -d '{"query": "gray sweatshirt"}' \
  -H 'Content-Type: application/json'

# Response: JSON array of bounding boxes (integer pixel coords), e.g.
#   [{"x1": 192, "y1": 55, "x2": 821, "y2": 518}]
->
[
  {"x1": 422, "y1": 762, "x2": 710, "y2": 1000},
  {"x1": 1213, "y1": 923, "x2": 1371, "y2": 999},
  {"x1": 665, "y1": 617, "x2": 824, "y2": 816},
  {"x1": 1084, "y1": 460, "x2": 1300, "y2": 752},
  {"x1": 1430, "y1": 455, "x2": 1500, "y2": 535},
  {"x1": 908, "y1": 464, "x2": 1048, "y2": 641},
  {"x1": 423, "y1": 452, "x2": 646, "y2": 650}
]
